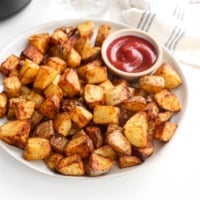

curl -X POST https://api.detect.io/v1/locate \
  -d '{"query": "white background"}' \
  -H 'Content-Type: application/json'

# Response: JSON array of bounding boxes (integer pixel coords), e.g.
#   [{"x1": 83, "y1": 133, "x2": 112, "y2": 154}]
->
[{"x1": 0, "y1": 0, "x2": 200, "y2": 200}]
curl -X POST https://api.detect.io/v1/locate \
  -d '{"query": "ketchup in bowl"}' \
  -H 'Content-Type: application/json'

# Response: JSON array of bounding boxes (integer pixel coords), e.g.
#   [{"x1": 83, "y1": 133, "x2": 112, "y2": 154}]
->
[{"x1": 106, "y1": 35, "x2": 157, "y2": 73}]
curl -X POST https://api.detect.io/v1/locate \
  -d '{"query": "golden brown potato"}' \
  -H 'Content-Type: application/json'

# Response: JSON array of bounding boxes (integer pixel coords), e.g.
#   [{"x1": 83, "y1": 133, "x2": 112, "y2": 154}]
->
[
  {"x1": 86, "y1": 153, "x2": 114, "y2": 176},
  {"x1": 154, "y1": 121, "x2": 178, "y2": 142},
  {"x1": 33, "y1": 65, "x2": 58, "y2": 90},
  {"x1": 154, "y1": 89, "x2": 181, "y2": 112},
  {"x1": 93, "y1": 105, "x2": 120, "y2": 124},
  {"x1": 77, "y1": 21, "x2": 94, "y2": 38},
  {"x1": 56, "y1": 154, "x2": 85, "y2": 176},
  {"x1": 95, "y1": 24, "x2": 111, "y2": 47},
  {"x1": 19, "y1": 86, "x2": 31, "y2": 99},
  {"x1": 99, "y1": 79, "x2": 114, "y2": 92},
  {"x1": 144, "y1": 102, "x2": 159, "y2": 120},
  {"x1": 50, "y1": 134, "x2": 68, "y2": 154},
  {"x1": 0, "y1": 54, "x2": 20, "y2": 76},
  {"x1": 154, "y1": 62, "x2": 182, "y2": 89},
  {"x1": 24, "y1": 137, "x2": 51, "y2": 160},
  {"x1": 0, "y1": 119, "x2": 31, "y2": 149},
  {"x1": 124, "y1": 111, "x2": 148, "y2": 148},
  {"x1": 27, "y1": 90, "x2": 44, "y2": 109},
  {"x1": 94, "y1": 145, "x2": 117, "y2": 160},
  {"x1": 0, "y1": 92, "x2": 8, "y2": 118},
  {"x1": 45, "y1": 153, "x2": 64, "y2": 171},
  {"x1": 139, "y1": 75, "x2": 165, "y2": 94},
  {"x1": 44, "y1": 83, "x2": 63, "y2": 101},
  {"x1": 106, "y1": 124, "x2": 132, "y2": 155},
  {"x1": 66, "y1": 48, "x2": 81, "y2": 68},
  {"x1": 118, "y1": 155, "x2": 142, "y2": 168},
  {"x1": 49, "y1": 29, "x2": 68, "y2": 45},
  {"x1": 29, "y1": 33, "x2": 50, "y2": 54},
  {"x1": 4, "y1": 76, "x2": 22, "y2": 98},
  {"x1": 30, "y1": 110, "x2": 44, "y2": 128},
  {"x1": 65, "y1": 133, "x2": 94, "y2": 159},
  {"x1": 155, "y1": 111, "x2": 173, "y2": 125},
  {"x1": 53, "y1": 112, "x2": 72, "y2": 136}
]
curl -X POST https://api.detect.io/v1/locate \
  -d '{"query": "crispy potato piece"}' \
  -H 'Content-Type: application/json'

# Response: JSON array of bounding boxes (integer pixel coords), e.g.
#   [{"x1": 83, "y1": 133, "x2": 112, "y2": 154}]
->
[
  {"x1": 39, "y1": 94, "x2": 60, "y2": 119},
  {"x1": 24, "y1": 137, "x2": 51, "y2": 160},
  {"x1": 0, "y1": 119, "x2": 30, "y2": 149},
  {"x1": 22, "y1": 45, "x2": 44, "y2": 64},
  {"x1": 85, "y1": 125, "x2": 103, "y2": 149},
  {"x1": 45, "y1": 153, "x2": 64, "y2": 171},
  {"x1": 86, "y1": 153, "x2": 114, "y2": 176},
  {"x1": 27, "y1": 90, "x2": 44, "y2": 109},
  {"x1": 53, "y1": 112, "x2": 72, "y2": 136},
  {"x1": 84, "y1": 84, "x2": 104, "y2": 109},
  {"x1": 118, "y1": 155, "x2": 142, "y2": 168},
  {"x1": 154, "y1": 89, "x2": 181, "y2": 112},
  {"x1": 121, "y1": 96, "x2": 146, "y2": 112},
  {"x1": 99, "y1": 79, "x2": 114, "y2": 92},
  {"x1": 144, "y1": 102, "x2": 159, "y2": 120},
  {"x1": 65, "y1": 133, "x2": 94, "y2": 159},
  {"x1": 124, "y1": 111, "x2": 148, "y2": 148},
  {"x1": 67, "y1": 48, "x2": 81, "y2": 68},
  {"x1": 95, "y1": 24, "x2": 111, "y2": 47},
  {"x1": 45, "y1": 56, "x2": 67, "y2": 74},
  {"x1": 61, "y1": 98, "x2": 83, "y2": 112},
  {"x1": 105, "y1": 83, "x2": 130, "y2": 105},
  {"x1": 4, "y1": 76, "x2": 22, "y2": 98},
  {"x1": 33, "y1": 65, "x2": 58, "y2": 90},
  {"x1": 50, "y1": 29, "x2": 68, "y2": 45},
  {"x1": 154, "y1": 121, "x2": 178, "y2": 142},
  {"x1": 154, "y1": 62, "x2": 182, "y2": 89},
  {"x1": 32, "y1": 120, "x2": 54, "y2": 139},
  {"x1": 93, "y1": 105, "x2": 120, "y2": 124},
  {"x1": 94, "y1": 145, "x2": 117, "y2": 160},
  {"x1": 19, "y1": 86, "x2": 31, "y2": 99},
  {"x1": 0, "y1": 92, "x2": 8, "y2": 118},
  {"x1": 44, "y1": 83, "x2": 63, "y2": 101},
  {"x1": 106, "y1": 124, "x2": 131, "y2": 155},
  {"x1": 30, "y1": 110, "x2": 44, "y2": 128},
  {"x1": 56, "y1": 154, "x2": 85, "y2": 176},
  {"x1": 156, "y1": 111, "x2": 173, "y2": 125},
  {"x1": 0, "y1": 54, "x2": 20, "y2": 76},
  {"x1": 29, "y1": 33, "x2": 50, "y2": 54},
  {"x1": 59, "y1": 68, "x2": 81, "y2": 98},
  {"x1": 77, "y1": 21, "x2": 94, "y2": 38},
  {"x1": 139, "y1": 75, "x2": 165, "y2": 94},
  {"x1": 69, "y1": 106, "x2": 93, "y2": 128},
  {"x1": 14, "y1": 100, "x2": 35, "y2": 120},
  {"x1": 50, "y1": 134, "x2": 68, "y2": 154}
]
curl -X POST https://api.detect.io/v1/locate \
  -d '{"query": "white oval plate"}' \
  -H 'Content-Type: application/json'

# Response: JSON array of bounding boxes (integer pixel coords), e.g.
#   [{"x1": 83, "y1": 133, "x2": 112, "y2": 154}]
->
[{"x1": 0, "y1": 19, "x2": 188, "y2": 179}]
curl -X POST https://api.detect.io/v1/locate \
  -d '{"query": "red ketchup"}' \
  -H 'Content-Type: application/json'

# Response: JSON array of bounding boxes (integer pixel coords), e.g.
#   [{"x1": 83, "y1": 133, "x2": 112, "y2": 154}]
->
[{"x1": 106, "y1": 35, "x2": 157, "y2": 73}]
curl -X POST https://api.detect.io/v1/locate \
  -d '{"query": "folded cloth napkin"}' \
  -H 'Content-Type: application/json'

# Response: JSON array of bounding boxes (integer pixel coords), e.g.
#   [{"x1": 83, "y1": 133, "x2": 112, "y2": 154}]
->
[{"x1": 110, "y1": 0, "x2": 200, "y2": 67}]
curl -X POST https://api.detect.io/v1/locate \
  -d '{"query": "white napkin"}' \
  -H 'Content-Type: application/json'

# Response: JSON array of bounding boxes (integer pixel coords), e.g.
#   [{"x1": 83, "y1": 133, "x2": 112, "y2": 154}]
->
[{"x1": 110, "y1": 0, "x2": 200, "y2": 67}]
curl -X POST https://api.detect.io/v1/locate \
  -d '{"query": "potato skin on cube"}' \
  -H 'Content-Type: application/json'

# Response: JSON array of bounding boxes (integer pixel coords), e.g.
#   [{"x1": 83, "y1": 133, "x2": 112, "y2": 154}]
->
[
  {"x1": 118, "y1": 155, "x2": 142, "y2": 168},
  {"x1": 45, "y1": 153, "x2": 64, "y2": 171}
]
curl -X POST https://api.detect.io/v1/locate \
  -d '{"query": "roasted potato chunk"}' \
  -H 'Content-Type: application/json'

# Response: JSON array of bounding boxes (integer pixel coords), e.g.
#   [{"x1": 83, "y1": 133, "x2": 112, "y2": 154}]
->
[
  {"x1": 67, "y1": 48, "x2": 81, "y2": 68},
  {"x1": 45, "y1": 153, "x2": 64, "y2": 171},
  {"x1": 77, "y1": 21, "x2": 94, "y2": 38},
  {"x1": 24, "y1": 137, "x2": 51, "y2": 160},
  {"x1": 0, "y1": 119, "x2": 31, "y2": 149},
  {"x1": 118, "y1": 155, "x2": 142, "y2": 168},
  {"x1": 50, "y1": 134, "x2": 68, "y2": 154},
  {"x1": 27, "y1": 90, "x2": 44, "y2": 109},
  {"x1": 94, "y1": 145, "x2": 117, "y2": 160},
  {"x1": 0, "y1": 92, "x2": 8, "y2": 118},
  {"x1": 95, "y1": 24, "x2": 111, "y2": 47}
]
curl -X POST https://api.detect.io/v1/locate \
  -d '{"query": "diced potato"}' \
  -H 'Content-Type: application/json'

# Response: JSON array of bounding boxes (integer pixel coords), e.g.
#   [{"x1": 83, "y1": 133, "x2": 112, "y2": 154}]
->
[
  {"x1": 0, "y1": 119, "x2": 31, "y2": 149},
  {"x1": 121, "y1": 96, "x2": 146, "y2": 112},
  {"x1": 56, "y1": 154, "x2": 85, "y2": 176},
  {"x1": 69, "y1": 106, "x2": 93, "y2": 128},
  {"x1": 0, "y1": 92, "x2": 8, "y2": 118},
  {"x1": 67, "y1": 48, "x2": 81, "y2": 68},
  {"x1": 86, "y1": 153, "x2": 114, "y2": 176},
  {"x1": 27, "y1": 90, "x2": 44, "y2": 109},
  {"x1": 30, "y1": 110, "x2": 44, "y2": 128},
  {"x1": 85, "y1": 125, "x2": 103, "y2": 149},
  {"x1": 61, "y1": 98, "x2": 83, "y2": 112},
  {"x1": 84, "y1": 84, "x2": 104, "y2": 109},
  {"x1": 0, "y1": 54, "x2": 20, "y2": 76},
  {"x1": 106, "y1": 124, "x2": 131, "y2": 155},
  {"x1": 139, "y1": 75, "x2": 165, "y2": 94},
  {"x1": 45, "y1": 153, "x2": 64, "y2": 171},
  {"x1": 50, "y1": 134, "x2": 68, "y2": 154},
  {"x1": 154, "y1": 62, "x2": 182, "y2": 89},
  {"x1": 99, "y1": 79, "x2": 114, "y2": 92},
  {"x1": 19, "y1": 86, "x2": 31, "y2": 99},
  {"x1": 154, "y1": 89, "x2": 181, "y2": 112},
  {"x1": 29, "y1": 33, "x2": 50, "y2": 54},
  {"x1": 105, "y1": 83, "x2": 130, "y2": 105},
  {"x1": 53, "y1": 112, "x2": 72, "y2": 136},
  {"x1": 156, "y1": 111, "x2": 173, "y2": 125},
  {"x1": 22, "y1": 45, "x2": 44, "y2": 64},
  {"x1": 95, "y1": 24, "x2": 111, "y2": 47},
  {"x1": 77, "y1": 21, "x2": 94, "y2": 38},
  {"x1": 94, "y1": 145, "x2": 117, "y2": 160},
  {"x1": 93, "y1": 105, "x2": 120, "y2": 124},
  {"x1": 39, "y1": 94, "x2": 60, "y2": 119},
  {"x1": 144, "y1": 102, "x2": 159, "y2": 120},
  {"x1": 45, "y1": 56, "x2": 67, "y2": 74},
  {"x1": 44, "y1": 83, "x2": 63, "y2": 100},
  {"x1": 65, "y1": 133, "x2": 94, "y2": 159},
  {"x1": 154, "y1": 121, "x2": 178, "y2": 142},
  {"x1": 124, "y1": 111, "x2": 148, "y2": 148},
  {"x1": 118, "y1": 155, "x2": 142, "y2": 168},
  {"x1": 50, "y1": 29, "x2": 68, "y2": 45},
  {"x1": 59, "y1": 68, "x2": 81, "y2": 97},
  {"x1": 4, "y1": 76, "x2": 22, "y2": 97},
  {"x1": 33, "y1": 65, "x2": 58, "y2": 90},
  {"x1": 32, "y1": 120, "x2": 54, "y2": 139},
  {"x1": 14, "y1": 100, "x2": 35, "y2": 120},
  {"x1": 24, "y1": 137, "x2": 51, "y2": 160}
]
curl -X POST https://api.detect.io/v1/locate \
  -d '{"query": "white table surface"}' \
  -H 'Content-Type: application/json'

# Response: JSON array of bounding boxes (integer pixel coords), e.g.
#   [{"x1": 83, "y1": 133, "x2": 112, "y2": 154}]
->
[{"x1": 0, "y1": 1, "x2": 199, "y2": 200}]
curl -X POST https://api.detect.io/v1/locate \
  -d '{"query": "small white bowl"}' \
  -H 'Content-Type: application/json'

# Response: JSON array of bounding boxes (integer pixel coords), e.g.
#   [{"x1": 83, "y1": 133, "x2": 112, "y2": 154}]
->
[{"x1": 101, "y1": 28, "x2": 163, "y2": 81}]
